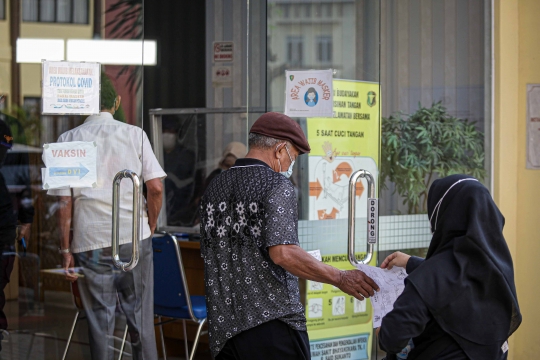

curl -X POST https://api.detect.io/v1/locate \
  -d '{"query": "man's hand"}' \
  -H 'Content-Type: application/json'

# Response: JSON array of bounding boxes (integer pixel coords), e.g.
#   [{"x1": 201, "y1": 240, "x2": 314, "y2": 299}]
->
[
  {"x1": 337, "y1": 269, "x2": 380, "y2": 301},
  {"x1": 62, "y1": 253, "x2": 78, "y2": 282},
  {"x1": 269, "y1": 244, "x2": 379, "y2": 301},
  {"x1": 380, "y1": 251, "x2": 411, "y2": 270},
  {"x1": 18, "y1": 223, "x2": 31, "y2": 241},
  {"x1": 149, "y1": 223, "x2": 156, "y2": 237}
]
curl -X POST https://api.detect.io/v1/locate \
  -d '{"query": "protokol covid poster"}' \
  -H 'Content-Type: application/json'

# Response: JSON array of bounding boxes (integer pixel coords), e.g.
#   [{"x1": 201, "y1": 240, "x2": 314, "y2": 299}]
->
[
  {"x1": 42, "y1": 61, "x2": 101, "y2": 115},
  {"x1": 307, "y1": 80, "x2": 380, "y2": 221}
]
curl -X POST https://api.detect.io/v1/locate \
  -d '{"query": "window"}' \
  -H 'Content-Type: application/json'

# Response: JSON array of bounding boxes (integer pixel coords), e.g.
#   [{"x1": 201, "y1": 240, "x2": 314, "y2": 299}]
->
[
  {"x1": 0, "y1": 0, "x2": 5, "y2": 20},
  {"x1": 22, "y1": 0, "x2": 88, "y2": 24},
  {"x1": 283, "y1": 4, "x2": 290, "y2": 18},
  {"x1": 41, "y1": 0, "x2": 55, "y2": 22},
  {"x1": 286, "y1": 36, "x2": 303, "y2": 66},
  {"x1": 56, "y1": 0, "x2": 71, "y2": 22},
  {"x1": 314, "y1": 3, "x2": 321, "y2": 17},
  {"x1": 316, "y1": 36, "x2": 332, "y2": 63},
  {"x1": 294, "y1": 4, "x2": 300, "y2": 18},
  {"x1": 72, "y1": 0, "x2": 87, "y2": 23},
  {"x1": 305, "y1": 4, "x2": 311, "y2": 18},
  {"x1": 325, "y1": 3, "x2": 333, "y2": 17},
  {"x1": 22, "y1": 0, "x2": 38, "y2": 21}
]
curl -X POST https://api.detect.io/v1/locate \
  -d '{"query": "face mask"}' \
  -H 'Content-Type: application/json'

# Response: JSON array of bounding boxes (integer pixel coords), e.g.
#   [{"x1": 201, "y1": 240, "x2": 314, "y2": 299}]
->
[
  {"x1": 162, "y1": 133, "x2": 177, "y2": 151},
  {"x1": 277, "y1": 144, "x2": 295, "y2": 179}
]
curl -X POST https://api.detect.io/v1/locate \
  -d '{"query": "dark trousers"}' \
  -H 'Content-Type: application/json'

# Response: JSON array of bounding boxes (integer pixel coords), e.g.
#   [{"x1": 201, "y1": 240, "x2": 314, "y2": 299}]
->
[
  {"x1": 216, "y1": 319, "x2": 311, "y2": 360},
  {"x1": 0, "y1": 246, "x2": 15, "y2": 331}
]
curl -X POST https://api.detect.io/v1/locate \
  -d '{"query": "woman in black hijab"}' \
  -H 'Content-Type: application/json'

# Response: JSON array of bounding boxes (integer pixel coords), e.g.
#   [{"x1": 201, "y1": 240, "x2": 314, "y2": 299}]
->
[{"x1": 378, "y1": 174, "x2": 521, "y2": 359}]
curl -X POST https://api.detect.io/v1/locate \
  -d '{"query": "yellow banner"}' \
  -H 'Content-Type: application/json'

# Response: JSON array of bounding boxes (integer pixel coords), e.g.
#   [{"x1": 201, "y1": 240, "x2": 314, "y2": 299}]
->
[
  {"x1": 308, "y1": 80, "x2": 380, "y2": 162},
  {"x1": 306, "y1": 80, "x2": 381, "y2": 221},
  {"x1": 306, "y1": 253, "x2": 376, "y2": 360}
]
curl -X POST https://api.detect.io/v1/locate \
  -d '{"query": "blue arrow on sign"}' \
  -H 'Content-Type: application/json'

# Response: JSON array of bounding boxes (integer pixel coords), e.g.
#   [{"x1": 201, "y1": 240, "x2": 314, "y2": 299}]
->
[{"x1": 49, "y1": 164, "x2": 89, "y2": 179}]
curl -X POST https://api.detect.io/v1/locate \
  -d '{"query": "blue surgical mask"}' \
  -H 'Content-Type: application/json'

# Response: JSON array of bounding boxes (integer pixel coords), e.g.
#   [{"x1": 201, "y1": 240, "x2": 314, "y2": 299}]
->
[{"x1": 278, "y1": 145, "x2": 295, "y2": 178}]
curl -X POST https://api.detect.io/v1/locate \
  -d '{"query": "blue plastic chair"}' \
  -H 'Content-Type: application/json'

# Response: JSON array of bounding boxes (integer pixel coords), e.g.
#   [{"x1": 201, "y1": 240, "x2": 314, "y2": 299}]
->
[{"x1": 153, "y1": 232, "x2": 207, "y2": 360}]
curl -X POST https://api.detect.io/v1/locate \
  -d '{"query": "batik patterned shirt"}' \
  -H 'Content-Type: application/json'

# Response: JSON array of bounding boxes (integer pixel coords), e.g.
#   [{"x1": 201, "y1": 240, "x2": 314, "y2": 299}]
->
[{"x1": 200, "y1": 158, "x2": 306, "y2": 357}]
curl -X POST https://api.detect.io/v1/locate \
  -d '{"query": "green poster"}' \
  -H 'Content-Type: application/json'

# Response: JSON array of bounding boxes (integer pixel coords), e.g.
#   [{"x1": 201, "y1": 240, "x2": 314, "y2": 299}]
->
[{"x1": 306, "y1": 253, "x2": 377, "y2": 360}]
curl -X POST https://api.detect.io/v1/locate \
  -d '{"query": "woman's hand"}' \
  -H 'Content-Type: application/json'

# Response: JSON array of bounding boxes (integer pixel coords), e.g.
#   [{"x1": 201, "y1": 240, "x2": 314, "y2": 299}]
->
[{"x1": 380, "y1": 251, "x2": 411, "y2": 270}]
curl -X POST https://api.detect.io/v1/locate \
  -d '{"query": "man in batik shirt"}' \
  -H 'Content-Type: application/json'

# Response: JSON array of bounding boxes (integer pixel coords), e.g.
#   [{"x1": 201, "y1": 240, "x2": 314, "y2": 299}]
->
[{"x1": 200, "y1": 112, "x2": 379, "y2": 360}]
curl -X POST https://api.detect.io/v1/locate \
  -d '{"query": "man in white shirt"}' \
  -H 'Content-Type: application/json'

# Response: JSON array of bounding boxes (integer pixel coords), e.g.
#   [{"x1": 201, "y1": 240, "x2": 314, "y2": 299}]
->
[{"x1": 48, "y1": 73, "x2": 166, "y2": 360}]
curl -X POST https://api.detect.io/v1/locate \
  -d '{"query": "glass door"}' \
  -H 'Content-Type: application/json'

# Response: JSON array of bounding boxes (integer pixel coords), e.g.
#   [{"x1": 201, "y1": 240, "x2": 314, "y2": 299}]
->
[
  {"x1": 0, "y1": 1, "x2": 160, "y2": 359},
  {"x1": 263, "y1": 1, "x2": 381, "y2": 358},
  {"x1": 374, "y1": 1, "x2": 492, "y2": 359}
]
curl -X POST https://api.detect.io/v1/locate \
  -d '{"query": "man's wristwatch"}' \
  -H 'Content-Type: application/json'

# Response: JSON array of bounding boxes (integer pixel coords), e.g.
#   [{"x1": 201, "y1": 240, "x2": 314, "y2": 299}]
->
[{"x1": 58, "y1": 247, "x2": 71, "y2": 254}]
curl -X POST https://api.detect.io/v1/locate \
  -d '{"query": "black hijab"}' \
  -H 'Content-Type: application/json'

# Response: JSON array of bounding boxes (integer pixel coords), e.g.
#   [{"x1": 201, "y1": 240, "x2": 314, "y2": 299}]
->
[{"x1": 407, "y1": 175, "x2": 521, "y2": 357}]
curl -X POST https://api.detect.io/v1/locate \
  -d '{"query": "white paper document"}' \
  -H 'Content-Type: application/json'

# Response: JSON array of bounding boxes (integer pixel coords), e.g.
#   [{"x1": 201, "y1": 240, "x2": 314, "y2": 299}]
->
[{"x1": 356, "y1": 264, "x2": 408, "y2": 328}]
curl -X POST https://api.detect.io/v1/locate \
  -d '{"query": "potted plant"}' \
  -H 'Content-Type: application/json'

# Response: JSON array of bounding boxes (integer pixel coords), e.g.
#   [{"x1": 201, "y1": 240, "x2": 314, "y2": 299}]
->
[{"x1": 380, "y1": 102, "x2": 486, "y2": 214}]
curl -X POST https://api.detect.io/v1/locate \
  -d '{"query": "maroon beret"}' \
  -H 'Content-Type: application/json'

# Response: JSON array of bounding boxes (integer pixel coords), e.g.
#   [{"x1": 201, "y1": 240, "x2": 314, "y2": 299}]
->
[{"x1": 249, "y1": 112, "x2": 311, "y2": 154}]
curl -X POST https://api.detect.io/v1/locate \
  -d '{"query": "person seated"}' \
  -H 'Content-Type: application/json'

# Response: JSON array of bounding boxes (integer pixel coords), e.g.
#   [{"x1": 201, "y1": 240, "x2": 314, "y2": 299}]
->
[
  {"x1": 204, "y1": 141, "x2": 247, "y2": 188},
  {"x1": 378, "y1": 174, "x2": 521, "y2": 360}
]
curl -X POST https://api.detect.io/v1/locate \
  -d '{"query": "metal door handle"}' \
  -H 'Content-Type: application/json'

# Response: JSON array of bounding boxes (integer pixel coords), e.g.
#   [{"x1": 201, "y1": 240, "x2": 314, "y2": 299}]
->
[
  {"x1": 348, "y1": 170, "x2": 378, "y2": 267},
  {"x1": 112, "y1": 170, "x2": 140, "y2": 271}
]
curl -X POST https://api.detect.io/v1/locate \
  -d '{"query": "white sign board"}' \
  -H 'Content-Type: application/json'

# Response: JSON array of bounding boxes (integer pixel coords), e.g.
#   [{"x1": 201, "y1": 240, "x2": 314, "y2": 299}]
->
[
  {"x1": 367, "y1": 198, "x2": 378, "y2": 244},
  {"x1": 42, "y1": 61, "x2": 101, "y2": 115},
  {"x1": 212, "y1": 65, "x2": 233, "y2": 88},
  {"x1": 42, "y1": 141, "x2": 98, "y2": 189},
  {"x1": 285, "y1": 69, "x2": 333, "y2": 118},
  {"x1": 527, "y1": 84, "x2": 540, "y2": 169},
  {"x1": 213, "y1": 41, "x2": 234, "y2": 62}
]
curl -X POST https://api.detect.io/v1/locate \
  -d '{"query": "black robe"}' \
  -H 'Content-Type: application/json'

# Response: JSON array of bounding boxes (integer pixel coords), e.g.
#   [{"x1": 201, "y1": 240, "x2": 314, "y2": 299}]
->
[{"x1": 379, "y1": 175, "x2": 521, "y2": 360}]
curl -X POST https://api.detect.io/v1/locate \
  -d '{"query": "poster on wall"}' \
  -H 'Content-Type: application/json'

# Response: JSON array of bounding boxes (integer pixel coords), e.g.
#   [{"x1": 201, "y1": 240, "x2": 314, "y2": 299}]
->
[
  {"x1": 307, "y1": 80, "x2": 381, "y2": 221},
  {"x1": 526, "y1": 84, "x2": 540, "y2": 169},
  {"x1": 212, "y1": 65, "x2": 233, "y2": 88},
  {"x1": 213, "y1": 41, "x2": 234, "y2": 62},
  {"x1": 41, "y1": 61, "x2": 101, "y2": 115},
  {"x1": 285, "y1": 69, "x2": 334, "y2": 118},
  {"x1": 306, "y1": 250, "x2": 375, "y2": 360},
  {"x1": 42, "y1": 141, "x2": 98, "y2": 190}
]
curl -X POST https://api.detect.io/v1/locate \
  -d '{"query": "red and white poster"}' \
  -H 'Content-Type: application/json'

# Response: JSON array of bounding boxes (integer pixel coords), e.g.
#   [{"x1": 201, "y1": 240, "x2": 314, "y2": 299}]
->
[{"x1": 213, "y1": 41, "x2": 234, "y2": 62}]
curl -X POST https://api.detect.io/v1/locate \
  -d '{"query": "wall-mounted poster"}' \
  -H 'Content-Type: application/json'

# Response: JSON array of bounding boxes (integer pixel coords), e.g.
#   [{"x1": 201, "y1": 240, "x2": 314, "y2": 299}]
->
[
  {"x1": 213, "y1": 41, "x2": 234, "y2": 62},
  {"x1": 42, "y1": 141, "x2": 98, "y2": 190},
  {"x1": 285, "y1": 69, "x2": 333, "y2": 118},
  {"x1": 307, "y1": 79, "x2": 381, "y2": 221},
  {"x1": 527, "y1": 84, "x2": 540, "y2": 169},
  {"x1": 306, "y1": 250, "x2": 375, "y2": 360},
  {"x1": 42, "y1": 61, "x2": 101, "y2": 115}
]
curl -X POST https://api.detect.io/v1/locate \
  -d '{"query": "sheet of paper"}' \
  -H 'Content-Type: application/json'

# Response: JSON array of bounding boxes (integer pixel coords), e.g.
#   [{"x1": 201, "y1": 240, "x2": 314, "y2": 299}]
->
[
  {"x1": 356, "y1": 264, "x2": 408, "y2": 328},
  {"x1": 42, "y1": 141, "x2": 98, "y2": 189}
]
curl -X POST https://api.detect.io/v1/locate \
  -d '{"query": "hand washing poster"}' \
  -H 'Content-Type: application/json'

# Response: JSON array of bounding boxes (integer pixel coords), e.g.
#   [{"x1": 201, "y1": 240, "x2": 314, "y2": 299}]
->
[
  {"x1": 307, "y1": 80, "x2": 380, "y2": 221},
  {"x1": 305, "y1": 80, "x2": 380, "y2": 360},
  {"x1": 42, "y1": 61, "x2": 101, "y2": 115}
]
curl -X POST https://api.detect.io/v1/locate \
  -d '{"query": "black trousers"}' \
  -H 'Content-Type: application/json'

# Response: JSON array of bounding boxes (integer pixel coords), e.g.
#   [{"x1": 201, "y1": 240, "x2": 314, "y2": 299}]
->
[
  {"x1": 216, "y1": 319, "x2": 310, "y2": 360},
  {"x1": 0, "y1": 244, "x2": 15, "y2": 332}
]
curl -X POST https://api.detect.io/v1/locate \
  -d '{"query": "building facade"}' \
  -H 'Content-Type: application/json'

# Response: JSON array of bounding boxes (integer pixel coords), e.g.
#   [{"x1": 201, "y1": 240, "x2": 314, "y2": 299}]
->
[{"x1": 0, "y1": 0, "x2": 537, "y2": 358}]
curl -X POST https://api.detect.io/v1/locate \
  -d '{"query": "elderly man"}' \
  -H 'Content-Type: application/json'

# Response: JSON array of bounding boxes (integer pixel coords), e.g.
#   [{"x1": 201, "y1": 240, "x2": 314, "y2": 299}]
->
[
  {"x1": 200, "y1": 112, "x2": 379, "y2": 359},
  {"x1": 49, "y1": 73, "x2": 165, "y2": 360}
]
